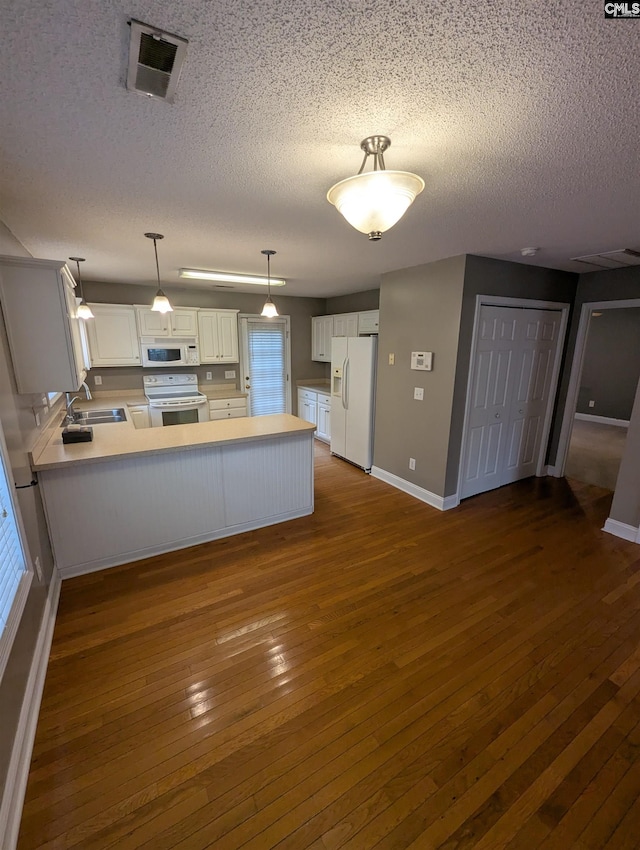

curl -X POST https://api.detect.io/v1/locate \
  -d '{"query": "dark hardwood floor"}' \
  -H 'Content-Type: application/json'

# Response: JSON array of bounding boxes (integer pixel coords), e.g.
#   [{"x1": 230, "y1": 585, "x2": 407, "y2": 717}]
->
[{"x1": 18, "y1": 442, "x2": 640, "y2": 849}]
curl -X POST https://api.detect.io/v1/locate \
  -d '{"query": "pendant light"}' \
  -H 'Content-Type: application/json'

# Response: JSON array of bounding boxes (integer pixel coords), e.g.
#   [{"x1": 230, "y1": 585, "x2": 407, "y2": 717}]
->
[
  {"x1": 260, "y1": 249, "x2": 278, "y2": 318},
  {"x1": 145, "y1": 232, "x2": 173, "y2": 313},
  {"x1": 327, "y1": 135, "x2": 424, "y2": 240},
  {"x1": 68, "y1": 257, "x2": 94, "y2": 319}
]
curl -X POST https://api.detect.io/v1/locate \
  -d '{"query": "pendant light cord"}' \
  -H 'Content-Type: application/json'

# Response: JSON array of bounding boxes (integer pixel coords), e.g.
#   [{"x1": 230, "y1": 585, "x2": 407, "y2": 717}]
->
[{"x1": 152, "y1": 237, "x2": 161, "y2": 286}]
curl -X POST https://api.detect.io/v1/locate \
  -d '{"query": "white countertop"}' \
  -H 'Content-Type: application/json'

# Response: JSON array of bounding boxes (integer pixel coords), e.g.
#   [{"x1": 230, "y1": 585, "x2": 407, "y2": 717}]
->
[{"x1": 31, "y1": 413, "x2": 315, "y2": 471}]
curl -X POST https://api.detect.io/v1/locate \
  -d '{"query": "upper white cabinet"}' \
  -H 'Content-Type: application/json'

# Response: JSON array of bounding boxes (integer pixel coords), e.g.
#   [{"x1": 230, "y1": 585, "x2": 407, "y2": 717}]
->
[
  {"x1": 135, "y1": 306, "x2": 198, "y2": 337},
  {"x1": 333, "y1": 313, "x2": 359, "y2": 338},
  {"x1": 85, "y1": 304, "x2": 141, "y2": 367},
  {"x1": 358, "y1": 310, "x2": 380, "y2": 334},
  {"x1": 311, "y1": 315, "x2": 334, "y2": 362},
  {"x1": 198, "y1": 309, "x2": 239, "y2": 363},
  {"x1": 0, "y1": 256, "x2": 89, "y2": 393}
]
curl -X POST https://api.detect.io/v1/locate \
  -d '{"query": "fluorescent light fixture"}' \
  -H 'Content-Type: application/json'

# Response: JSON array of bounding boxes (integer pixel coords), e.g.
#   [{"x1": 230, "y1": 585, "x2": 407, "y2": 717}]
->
[{"x1": 179, "y1": 268, "x2": 286, "y2": 286}]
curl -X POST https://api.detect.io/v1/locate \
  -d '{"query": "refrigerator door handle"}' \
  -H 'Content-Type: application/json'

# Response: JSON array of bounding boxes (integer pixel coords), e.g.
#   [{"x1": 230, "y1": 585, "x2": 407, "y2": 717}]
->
[{"x1": 343, "y1": 357, "x2": 349, "y2": 410}]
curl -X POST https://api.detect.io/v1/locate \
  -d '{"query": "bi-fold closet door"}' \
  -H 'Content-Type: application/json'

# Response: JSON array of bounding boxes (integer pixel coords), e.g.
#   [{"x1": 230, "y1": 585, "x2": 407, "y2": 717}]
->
[{"x1": 460, "y1": 304, "x2": 563, "y2": 500}]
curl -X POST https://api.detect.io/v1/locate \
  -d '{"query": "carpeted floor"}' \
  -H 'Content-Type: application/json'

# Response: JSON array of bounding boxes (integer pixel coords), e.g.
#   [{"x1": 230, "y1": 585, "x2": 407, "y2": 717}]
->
[{"x1": 564, "y1": 417, "x2": 628, "y2": 491}]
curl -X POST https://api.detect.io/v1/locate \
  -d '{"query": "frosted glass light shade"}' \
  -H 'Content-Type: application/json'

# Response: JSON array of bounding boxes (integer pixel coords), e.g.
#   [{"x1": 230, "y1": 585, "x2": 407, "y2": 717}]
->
[
  {"x1": 77, "y1": 300, "x2": 94, "y2": 320},
  {"x1": 327, "y1": 170, "x2": 425, "y2": 238},
  {"x1": 151, "y1": 290, "x2": 173, "y2": 313},
  {"x1": 261, "y1": 297, "x2": 278, "y2": 318}
]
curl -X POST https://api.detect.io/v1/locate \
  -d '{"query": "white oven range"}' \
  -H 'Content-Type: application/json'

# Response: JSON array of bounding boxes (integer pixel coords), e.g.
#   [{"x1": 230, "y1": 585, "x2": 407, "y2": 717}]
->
[{"x1": 143, "y1": 373, "x2": 209, "y2": 428}]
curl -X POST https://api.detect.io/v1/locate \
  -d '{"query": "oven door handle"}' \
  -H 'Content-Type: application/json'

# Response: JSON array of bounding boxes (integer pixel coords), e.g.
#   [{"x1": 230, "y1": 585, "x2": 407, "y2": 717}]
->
[{"x1": 148, "y1": 398, "x2": 208, "y2": 409}]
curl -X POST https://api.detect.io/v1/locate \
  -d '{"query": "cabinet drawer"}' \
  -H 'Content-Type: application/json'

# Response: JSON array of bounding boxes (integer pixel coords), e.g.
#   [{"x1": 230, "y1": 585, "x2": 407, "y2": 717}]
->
[
  {"x1": 209, "y1": 397, "x2": 246, "y2": 411},
  {"x1": 317, "y1": 392, "x2": 331, "y2": 406},
  {"x1": 209, "y1": 407, "x2": 246, "y2": 420},
  {"x1": 298, "y1": 388, "x2": 317, "y2": 402}
]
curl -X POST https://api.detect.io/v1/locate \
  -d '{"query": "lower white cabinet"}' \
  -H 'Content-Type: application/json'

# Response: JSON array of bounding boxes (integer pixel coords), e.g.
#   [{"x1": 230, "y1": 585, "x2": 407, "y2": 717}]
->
[
  {"x1": 86, "y1": 304, "x2": 141, "y2": 366},
  {"x1": 316, "y1": 392, "x2": 331, "y2": 443},
  {"x1": 128, "y1": 404, "x2": 150, "y2": 429},
  {"x1": 297, "y1": 387, "x2": 331, "y2": 441},
  {"x1": 209, "y1": 396, "x2": 247, "y2": 420}
]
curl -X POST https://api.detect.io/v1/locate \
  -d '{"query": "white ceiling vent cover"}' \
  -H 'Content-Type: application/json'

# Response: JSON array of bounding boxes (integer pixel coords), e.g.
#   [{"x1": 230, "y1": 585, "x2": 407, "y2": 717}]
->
[
  {"x1": 127, "y1": 20, "x2": 188, "y2": 103},
  {"x1": 572, "y1": 249, "x2": 640, "y2": 269}
]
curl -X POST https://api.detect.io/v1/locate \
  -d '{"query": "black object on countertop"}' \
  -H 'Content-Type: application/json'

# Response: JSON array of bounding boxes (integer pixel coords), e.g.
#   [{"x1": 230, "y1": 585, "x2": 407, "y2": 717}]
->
[{"x1": 62, "y1": 426, "x2": 93, "y2": 444}]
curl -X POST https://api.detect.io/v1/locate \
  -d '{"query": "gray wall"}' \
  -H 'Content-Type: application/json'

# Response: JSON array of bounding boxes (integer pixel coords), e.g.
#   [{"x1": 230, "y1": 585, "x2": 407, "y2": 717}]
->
[
  {"x1": 83, "y1": 280, "x2": 327, "y2": 411},
  {"x1": 576, "y1": 307, "x2": 640, "y2": 420},
  {"x1": 0, "y1": 223, "x2": 57, "y2": 799},
  {"x1": 373, "y1": 256, "x2": 466, "y2": 495},
  {"x1": 325, "y1": 288, "x2": 379, "y2": 314}
]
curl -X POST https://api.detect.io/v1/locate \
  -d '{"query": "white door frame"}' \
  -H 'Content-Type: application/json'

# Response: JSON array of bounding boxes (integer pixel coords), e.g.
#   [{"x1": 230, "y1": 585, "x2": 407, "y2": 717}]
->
[
  {"x1": 239, "y1": 314, "x2": 292, "y2": 414},
  {"x1": 552, "y1": 297, "x2": 640, "y2": 478},
  {"x1": 456, "y1": 295, "x2": 570, "y2": 502}
]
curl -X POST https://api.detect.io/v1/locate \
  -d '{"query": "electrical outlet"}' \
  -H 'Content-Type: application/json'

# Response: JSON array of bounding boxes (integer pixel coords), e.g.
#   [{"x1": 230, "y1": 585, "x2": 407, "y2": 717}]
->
[
  {"x1": 225, "y1": 370, "x2": 236, "y2": 379},
  {"x1": 388, "y1": 353, "x2": 395, "y2": 365},
  {"x1": 413, "y1": 387, "x2": 424, "y2": 401},
  {"x1": 409, "y1": 457, "x2": 416, "y2": 471},
  {"x1": 588, "y1": 400, "x2": 595, "y2": 408},
  {"x1": 94, "y1": 375, "x2": 102, "y2": 386},
  {"x1": 34, "y1": 556, "x2": 43, "y2": 581},
  {"x1": 206, "y1": 371, "x2": 212, "y2": 381}
]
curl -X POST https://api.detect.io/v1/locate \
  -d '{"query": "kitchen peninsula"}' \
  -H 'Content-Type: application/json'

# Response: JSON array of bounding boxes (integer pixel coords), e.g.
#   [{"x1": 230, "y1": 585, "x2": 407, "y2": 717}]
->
[{"x1": 31, "y1": 413, "x2": 315, "y2": 578}]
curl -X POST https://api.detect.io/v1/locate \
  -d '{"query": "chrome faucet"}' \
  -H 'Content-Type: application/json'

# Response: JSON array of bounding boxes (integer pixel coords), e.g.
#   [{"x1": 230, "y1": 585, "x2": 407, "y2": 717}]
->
[
  {"x1": 64, "y1": 393, "x2": 81, "y2": 424},
  {"x1": 81, "y1": 381, "x2": 92, "y2": 400}
]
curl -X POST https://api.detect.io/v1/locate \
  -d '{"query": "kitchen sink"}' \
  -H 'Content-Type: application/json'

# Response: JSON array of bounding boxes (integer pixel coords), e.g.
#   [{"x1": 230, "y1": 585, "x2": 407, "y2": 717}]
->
[{"x1": 62, "y1": 408, "x2": 127, "y2": 426}]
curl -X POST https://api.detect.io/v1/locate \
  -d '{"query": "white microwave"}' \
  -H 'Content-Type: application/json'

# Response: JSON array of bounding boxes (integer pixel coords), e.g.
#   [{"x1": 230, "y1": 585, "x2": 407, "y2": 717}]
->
[{"x1": 140, "y1": 337, "x2": 200, "y2": 368}]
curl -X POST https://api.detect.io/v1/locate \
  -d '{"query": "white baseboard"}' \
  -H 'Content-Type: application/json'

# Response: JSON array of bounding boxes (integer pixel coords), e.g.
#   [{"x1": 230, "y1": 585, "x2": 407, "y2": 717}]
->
[
  {"x1": 603, "y1": 518, "x2": 640, "y2": 544},
  {"x1": 575, "y1": 413, "x2": 630, "y2": 427},
  {"x1": 370, "y1": 466, "x2": 459, "y2": 511},
  {"x1": 0, "y1": 569, "x2": 61, "y2": 850}
]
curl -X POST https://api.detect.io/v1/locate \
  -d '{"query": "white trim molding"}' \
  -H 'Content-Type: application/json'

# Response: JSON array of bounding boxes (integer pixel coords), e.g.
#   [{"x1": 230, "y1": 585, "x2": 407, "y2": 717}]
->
[
  {"x1": 0, "y1": 569, "x2": 61, "y2": 850},
  {"x1": 371, "y1": 466, "x2": 459, "y2": 511},
  {"x1": 574, "y1": 413, "x2": 630, "y2": 428},
  {"x1": 603, "y1": 518, "x2": 640, "y2": 544}
]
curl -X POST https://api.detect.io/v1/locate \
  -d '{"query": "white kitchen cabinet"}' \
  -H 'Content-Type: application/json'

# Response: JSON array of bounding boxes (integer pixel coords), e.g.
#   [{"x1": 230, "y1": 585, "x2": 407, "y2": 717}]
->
[
  {"x1": 198, "y1": 310, "x2": 239, "y2": 363},
  {"x1": 128, "y1": 404, "x2": 150, "y2": 429},
  {"x1": 297, "y1": 388, "x2": 318, "y2": 426},
  {"x1": 209, "y1": 396, "x2": 247, "y2": 420},
  {"x1": 0, "y1": 256, "x2": 89, "y2": 393},
  {"x1": 311, "y1": 315, "x2": 334, "y2": 362},
  {"x1": 85, "y1": 304, "x2": 141, "y2": 367},
  {"x1": 135, "y1": 306, "x2": 199, "y2": 337},
  {"x1": 333, "y1": 313, "x2": 359, "y2": 338},
  {"x1": 358, "y1": 310, "x2": 379, "y2": 334},
  {"x1": 316, "y1": 392, "x2": 331, "y2": 443}
]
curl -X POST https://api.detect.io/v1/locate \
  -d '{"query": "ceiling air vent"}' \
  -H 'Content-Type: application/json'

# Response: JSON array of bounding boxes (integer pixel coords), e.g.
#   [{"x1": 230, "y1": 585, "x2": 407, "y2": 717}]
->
[
  {"x1": 571, "y1": 249, "x2": 640, "y2": 270},
  {"x1": 127, "y1": 20, "x2": 188, "y2": 103}
]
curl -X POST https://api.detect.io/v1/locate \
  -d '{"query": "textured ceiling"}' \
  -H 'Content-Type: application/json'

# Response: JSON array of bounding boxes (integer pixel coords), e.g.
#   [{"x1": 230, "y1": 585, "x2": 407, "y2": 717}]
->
[{"x1": 0, "y1": 0, "x2": 639, "y2": 297}]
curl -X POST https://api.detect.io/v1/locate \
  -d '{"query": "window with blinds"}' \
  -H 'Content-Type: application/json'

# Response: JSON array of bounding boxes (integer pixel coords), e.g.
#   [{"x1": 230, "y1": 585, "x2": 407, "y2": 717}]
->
[
  {"x1": 245, "y1": 318, "x2": 288, "y2": 417},
  {"x1": 0, "y1": 425, "x2": 31, "y2": 680}
]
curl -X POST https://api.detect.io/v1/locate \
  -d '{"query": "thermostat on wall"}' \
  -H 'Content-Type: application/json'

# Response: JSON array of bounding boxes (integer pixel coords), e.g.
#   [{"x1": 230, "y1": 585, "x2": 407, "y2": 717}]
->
[{"x1": 411, "y1": 351, "x2": 433, "y2": 371}]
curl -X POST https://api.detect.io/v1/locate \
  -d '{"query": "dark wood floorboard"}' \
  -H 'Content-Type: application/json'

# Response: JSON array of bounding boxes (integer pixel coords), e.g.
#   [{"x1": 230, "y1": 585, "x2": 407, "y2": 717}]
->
[{"x1": 17, "y1": 442, "x2": 640, "y2": 849}]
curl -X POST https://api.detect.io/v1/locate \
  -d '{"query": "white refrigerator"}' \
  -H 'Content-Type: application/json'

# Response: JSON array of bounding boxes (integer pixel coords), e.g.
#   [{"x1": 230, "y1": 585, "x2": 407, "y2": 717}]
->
[{"x1": 330, "y1": 336, "x2": 377, "y2": 471}]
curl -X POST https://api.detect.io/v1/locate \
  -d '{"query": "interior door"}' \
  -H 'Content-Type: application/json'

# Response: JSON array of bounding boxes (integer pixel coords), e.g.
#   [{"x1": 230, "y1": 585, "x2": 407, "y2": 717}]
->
[
  {"x1": 239, "y1": 316, "x2": 291, "y2": 416},
  {"x1": 460, "y1": 305, "x2": 562, "y2": 499}
]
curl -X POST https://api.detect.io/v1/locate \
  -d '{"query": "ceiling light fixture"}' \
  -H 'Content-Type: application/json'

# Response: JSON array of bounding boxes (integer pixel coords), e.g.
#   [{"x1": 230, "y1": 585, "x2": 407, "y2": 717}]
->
[
  {"x1": 327, "y1": 135, "x2": 425, "y2": 241},
  {"x1": 260, "y1": 250, "x2": 278, "y2": 318},
  {"x1": 68, "y1": 256, "x2": 94, "y2": 319},
  {"x1": 178, "y1": 268, "x2": 286, "y2": 286},
  {"x1": 145, "y1": 232, "x2": 173, "y2": 313}
]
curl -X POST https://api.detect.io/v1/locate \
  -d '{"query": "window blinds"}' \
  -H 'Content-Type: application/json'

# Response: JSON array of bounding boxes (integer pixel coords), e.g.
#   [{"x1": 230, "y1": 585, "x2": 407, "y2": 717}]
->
[
  {"x1": 246, "y1": 320, "x2": 287, "y2": 417},
  {"x1": 0, "y1": 430, "x2": 30, "y2": 679}
]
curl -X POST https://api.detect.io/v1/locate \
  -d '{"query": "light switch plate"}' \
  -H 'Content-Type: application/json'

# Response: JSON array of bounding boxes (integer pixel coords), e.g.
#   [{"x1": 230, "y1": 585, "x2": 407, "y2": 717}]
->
[
  {"x1": 225, "y1": 370, "x2": 236, "y2": 379},
  {"x1": 414, "y1": 387, "x2": 424, "y2": 401}
]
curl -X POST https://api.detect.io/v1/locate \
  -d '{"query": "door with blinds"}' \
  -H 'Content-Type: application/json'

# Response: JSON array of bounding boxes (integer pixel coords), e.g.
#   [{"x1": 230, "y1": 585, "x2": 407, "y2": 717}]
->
[
  {"x1": 239, "y1": 316, "x2": 291, "y2": 416},
  {"x1": 460, "y1": 304, "x2": 564, "y2": 500},
  {"x1": 0, "y1": 419, "x2": 32, "y2": 679}
]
